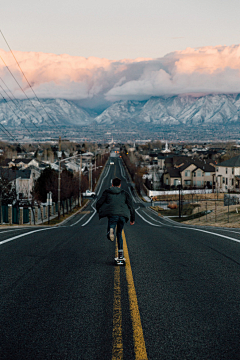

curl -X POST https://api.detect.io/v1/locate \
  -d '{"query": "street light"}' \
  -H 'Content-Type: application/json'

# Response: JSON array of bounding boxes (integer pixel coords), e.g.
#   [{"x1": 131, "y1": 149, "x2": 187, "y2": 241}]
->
[
  {"x1": 78, "y1": 153, "x2": 82, "y2": 207},
  {"x1": 57, "y1": 151, "x2": 62, "y2": 220},
  {"x1": 178, "y1": 180, "x2": 181, "y2": 218},
  {"x1": 47, "y1": 191, "x2": 52, "y2": 224}
]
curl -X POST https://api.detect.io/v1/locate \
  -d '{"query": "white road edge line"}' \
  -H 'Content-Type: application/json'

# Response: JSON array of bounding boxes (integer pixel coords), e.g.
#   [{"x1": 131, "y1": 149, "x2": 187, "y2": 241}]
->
[
  {"x1": 136, "y1": 208, "x2": 161, "y2": 227},
  {"x1": 140, "y1": 208, "x2": 240, "y2": 245},
  {"x1": 128, "y1": 187, "x2": 137, "y2": 203},
  {"x1": 119, "y1": 160, "x2": 127, "y2": 180},
  {"x1": 81, "y1": 200, "x2": 97, "y2": 227},
  {"x1": 204, "y1": 228, "x2": 240, "y2": 235},
  {"x1": 142, "y1": 210, "x2": 165, "y2": 224},
  {"x1": 81, "y1": 163, "x2": 111, "y2": 227},
  {"x1": 70, "y1": 212, "x2": 88, "y2": 226},
  {"x1": 148, "y1": 207, "x2": 179, "y2": 225},
  {"x1": 0, "y1": 228, "x2": 33, "y2": 234},
  {"x1": 97, "y1": 165, "x2": 111, "y2": 196},
  {"x1": 0, "y1": 227, "x2": 57, "y2": 246},
  {"x1": 175, "y1": 225, "x2": 240, "y2": 244}
]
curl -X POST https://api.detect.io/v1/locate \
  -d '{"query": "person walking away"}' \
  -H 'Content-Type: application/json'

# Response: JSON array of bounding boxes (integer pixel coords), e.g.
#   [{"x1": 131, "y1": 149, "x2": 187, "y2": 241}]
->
[{"x1": 96, "y1": 177, "x2": 135, "y2": 264}]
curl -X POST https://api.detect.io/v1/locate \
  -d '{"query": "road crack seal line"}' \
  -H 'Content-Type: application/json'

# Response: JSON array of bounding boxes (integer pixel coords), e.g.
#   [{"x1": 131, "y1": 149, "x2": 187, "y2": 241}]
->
[{"x1": 123, "y1": 230, "x2": 148, "y2": 360}]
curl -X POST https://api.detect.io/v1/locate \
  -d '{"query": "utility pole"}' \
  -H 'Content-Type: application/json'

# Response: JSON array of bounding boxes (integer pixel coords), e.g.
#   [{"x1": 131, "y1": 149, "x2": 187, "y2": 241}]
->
[
  {"x1": 58, "y1": 136, "x2": 62, "y2": 220},
  {"x1": 89, "y1": 160, "x2": 91, "y2": 190},
  {"x1": 178, "y1": 181, "x2": 181, "y2": 218},
  {"x1": 228, "y1": 196, "x2": 230, "y2": 223},
  {"x1": 215, "y1": 199, "x2": 217, "y2": 222},
  {"x1": 95, "y1": 143, "x2": 97, "y2": 172},
  {"x1": 47, "y1": 191, "x2": 52, "y2": 225},
  {"x1": 79, "y1": 154, "x2": 82, "y2": 207},
  {"x1": 0, "y1": 189, "x2": 2, "y2": 225},
  {"x1": 90, "y1": 162, "x2": 92, "y2": 191}
]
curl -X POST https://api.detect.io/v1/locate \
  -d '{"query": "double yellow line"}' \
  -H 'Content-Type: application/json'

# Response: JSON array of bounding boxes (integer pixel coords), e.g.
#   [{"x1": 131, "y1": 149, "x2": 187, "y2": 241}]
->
[{"x1": 112, "y1": 231, "x2": 148, "y2": 360}]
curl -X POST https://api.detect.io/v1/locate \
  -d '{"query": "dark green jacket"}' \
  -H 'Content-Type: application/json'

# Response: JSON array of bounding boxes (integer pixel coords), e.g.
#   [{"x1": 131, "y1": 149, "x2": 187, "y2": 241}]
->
[{"x1": 96, "y1": 187, "x2": 135, "y2": 222}]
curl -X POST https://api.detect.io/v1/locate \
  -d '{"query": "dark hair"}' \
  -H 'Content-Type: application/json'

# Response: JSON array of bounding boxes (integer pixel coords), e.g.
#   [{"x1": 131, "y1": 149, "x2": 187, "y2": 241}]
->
[{"x1": 112, "y1": 177, "x2": 121, "y2": 187}]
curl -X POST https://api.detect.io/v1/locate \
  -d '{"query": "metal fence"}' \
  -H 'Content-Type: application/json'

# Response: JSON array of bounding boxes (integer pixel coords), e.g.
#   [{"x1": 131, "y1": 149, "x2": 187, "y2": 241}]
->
[{"x1": 0, "y1": 197, "x2": 78, "y2": 225}]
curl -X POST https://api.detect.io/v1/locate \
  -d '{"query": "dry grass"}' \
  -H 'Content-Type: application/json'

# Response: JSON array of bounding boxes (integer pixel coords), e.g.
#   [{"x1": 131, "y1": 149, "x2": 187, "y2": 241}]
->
[
  {"x1": 151, "y1": 193, "x2": 240, "y2": 228},
  {"x1": 181, "y1": 200, "x2": 240, "y2": 228},
  {"x1": 154, "y1": 193, "x2": 224, "y2": 202}
]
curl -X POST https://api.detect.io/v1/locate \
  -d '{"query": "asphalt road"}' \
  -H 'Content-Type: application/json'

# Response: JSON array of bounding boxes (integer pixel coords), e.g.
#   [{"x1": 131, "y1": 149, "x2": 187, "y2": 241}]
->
[{"x1": 0, "y1": 158, "x2": 240, "y2": 360}]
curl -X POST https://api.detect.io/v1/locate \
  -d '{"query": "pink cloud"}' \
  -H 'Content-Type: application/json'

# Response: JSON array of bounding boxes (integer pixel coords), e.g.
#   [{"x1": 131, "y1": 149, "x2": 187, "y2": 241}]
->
[{"x1": 0, "y1": 45, "x2": 240, "y2": 104}]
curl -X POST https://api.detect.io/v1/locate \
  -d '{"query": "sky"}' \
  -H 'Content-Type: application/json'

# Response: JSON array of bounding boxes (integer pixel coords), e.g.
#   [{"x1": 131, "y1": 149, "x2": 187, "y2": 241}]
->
[
  {"x1": 2, "y1": 0, "x2": 240, "y2": 60},
  {"x1": 1, "y1": 0, "x2": 240, "y2": 109}
]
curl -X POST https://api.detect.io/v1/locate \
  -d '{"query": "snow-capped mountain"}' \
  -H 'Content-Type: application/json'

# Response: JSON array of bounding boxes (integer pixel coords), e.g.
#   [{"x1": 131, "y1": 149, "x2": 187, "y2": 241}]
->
[
  {"x1": 95, "y1": 94, "x2": 240, "y2": 125},
  {"x1": 0, "y1": 98, "x2": 94, "y2": 127},
  {"x1": 1, "y1": 94, "x2": 240, "y2": 128},
  {"x1": 95, "y1": 100, "x2": 145, "y2": 124}
]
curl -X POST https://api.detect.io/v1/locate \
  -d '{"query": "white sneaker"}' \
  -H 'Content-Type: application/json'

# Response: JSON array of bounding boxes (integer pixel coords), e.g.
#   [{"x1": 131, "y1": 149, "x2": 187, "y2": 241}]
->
[
  {"x1": 115, "y1": 257, "x2": 126, "y2": 265},
  {"x1": 109, "y1": 228, "x2": 114, "y2": 241}
]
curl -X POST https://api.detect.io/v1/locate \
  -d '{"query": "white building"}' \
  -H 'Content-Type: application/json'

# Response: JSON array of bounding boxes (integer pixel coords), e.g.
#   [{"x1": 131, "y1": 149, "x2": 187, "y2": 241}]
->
[{"x1": 216, "y1": 155, "x2": 240, "y2": 192}]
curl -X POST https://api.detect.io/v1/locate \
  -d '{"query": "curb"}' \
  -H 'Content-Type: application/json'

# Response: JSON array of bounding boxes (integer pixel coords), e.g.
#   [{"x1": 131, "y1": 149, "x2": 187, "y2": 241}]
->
[{"x1": 56, "y1": 200, "x2": 90, "y2": 226}]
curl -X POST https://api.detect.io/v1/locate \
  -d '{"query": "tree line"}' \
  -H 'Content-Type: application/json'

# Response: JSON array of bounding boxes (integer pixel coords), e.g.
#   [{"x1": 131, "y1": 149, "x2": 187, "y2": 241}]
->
[{"x1": 121, "y1": 153, "x2": 146, "y2": 195}]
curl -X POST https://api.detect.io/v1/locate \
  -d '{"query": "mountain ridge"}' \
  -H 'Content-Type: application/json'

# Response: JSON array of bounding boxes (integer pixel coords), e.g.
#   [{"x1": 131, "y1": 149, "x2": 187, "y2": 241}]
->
[{"x1": 1, "y1": 94, "x2": 240, "y2": 128}]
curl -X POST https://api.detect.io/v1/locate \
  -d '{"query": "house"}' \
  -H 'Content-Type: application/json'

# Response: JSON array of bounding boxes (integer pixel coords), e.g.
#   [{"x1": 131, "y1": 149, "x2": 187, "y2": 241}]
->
[
  {"x1": 192, "y1": 162, "x2": 215, "y2": 188},
  {"x1": 163, "y1": 167, "x2": 181, "y2": 188},
  {"x1": 216, "y1": 155, "x2": 240, "y2": 192},
  {"x1": 0, "y1": 158, "x2": 14, "y2": 168},
  {"x1": 64, "y1": 161, "x2": 80, "y2": 172},
  {"x1": 163, "y1": 160, "x2": 215, "y2": 189},
  {"x1": 8, "y1": 158, "x2": 39, "y2": 169},
  {"x1": 157, "y1": 155, "x2": 166, "y2": 170},
  {"x1": 149, "y1": 153, "x2": 159, "y2": 161},
  {"x1": 0, "y1": 167, "x2": 40, "y2": 200}
]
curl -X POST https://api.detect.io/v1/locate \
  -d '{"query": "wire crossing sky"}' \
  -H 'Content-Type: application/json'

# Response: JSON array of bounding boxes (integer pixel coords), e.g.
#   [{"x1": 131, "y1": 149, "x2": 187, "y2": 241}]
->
[{"x1": 1, "y1": 0, "x2": 240, "y2": 59}]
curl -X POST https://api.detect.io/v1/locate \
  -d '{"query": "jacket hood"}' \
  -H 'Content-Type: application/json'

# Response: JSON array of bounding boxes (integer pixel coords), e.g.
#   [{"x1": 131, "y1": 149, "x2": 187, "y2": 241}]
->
[{"x1": 107, "y1": 187, "x2": 122, "y2": 194}]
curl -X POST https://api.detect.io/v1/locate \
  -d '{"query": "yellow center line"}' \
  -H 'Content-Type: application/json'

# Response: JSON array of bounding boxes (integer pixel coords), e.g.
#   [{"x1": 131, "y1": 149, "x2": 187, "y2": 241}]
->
[
  {"x1": 123, "y1": 230, "x2": 148, "y2": 360},
  {"x1": 112, "y1": 240, "x2": 123, "y2": 360}
]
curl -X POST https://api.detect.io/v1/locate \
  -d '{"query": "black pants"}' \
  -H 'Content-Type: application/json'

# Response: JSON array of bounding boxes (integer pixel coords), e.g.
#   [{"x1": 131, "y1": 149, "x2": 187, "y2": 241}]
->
[{"x1": 107, "y1": 215, "x2": 126, "y2": 251}]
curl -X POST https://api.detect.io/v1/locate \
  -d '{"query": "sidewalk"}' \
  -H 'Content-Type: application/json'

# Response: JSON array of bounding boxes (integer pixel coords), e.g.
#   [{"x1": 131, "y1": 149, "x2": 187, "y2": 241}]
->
[{"x1": 32, "y1": 200, "x2": 90, "y2": 226}]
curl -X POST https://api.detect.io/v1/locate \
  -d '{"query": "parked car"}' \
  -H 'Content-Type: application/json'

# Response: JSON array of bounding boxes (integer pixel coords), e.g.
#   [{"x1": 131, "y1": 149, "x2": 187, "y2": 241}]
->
[
  {"x1": 82, "y1": 190, "x2": 96, "y2": 198},
  {"x1": 110, "y1": 161, "x2": 114, "y2": 165}
]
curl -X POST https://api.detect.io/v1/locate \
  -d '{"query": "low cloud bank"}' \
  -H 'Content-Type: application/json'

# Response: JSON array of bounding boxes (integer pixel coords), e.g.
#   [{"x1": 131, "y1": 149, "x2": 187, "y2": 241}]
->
[{"x1": 0, "y1": 45, "x2": 240, "y2": 106}]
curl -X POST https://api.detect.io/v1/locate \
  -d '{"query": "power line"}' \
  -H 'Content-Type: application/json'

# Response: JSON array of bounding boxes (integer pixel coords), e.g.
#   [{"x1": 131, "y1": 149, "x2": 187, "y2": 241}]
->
[
  {"x1": 0, "y1": 77, "x2": 40, "y2": 130},
  {"x1": 0, "y1": 54, "x2": 53, "y2": 128},
  {"x1": 0, "y1": 76, "x2": 55, "y2": 140},
  {"x1": 0, "y1": 77, "x2": 39, "y2": 129},
  {"x1": 0, "y1": 29, "x2": 60, "y2": 130},
  {"x1": 0, "y1": 97, "x2": 17, "y2": 141},
  {"x1": 0, "y1": 124, "x2": 14, "y2": 141},
  {"x1": 0, "y1": 85, "x2": 35, "y2": 137}
]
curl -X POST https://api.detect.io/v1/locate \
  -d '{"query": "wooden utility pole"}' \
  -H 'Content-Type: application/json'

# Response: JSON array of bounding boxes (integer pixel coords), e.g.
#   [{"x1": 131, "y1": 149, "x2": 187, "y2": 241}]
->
[
  {"x1": 79, "y1": 155, "x2": 82, "y2": 207},
  {"x1": 95, "y1": 143, "x2": 97, "y2": 172},
  {"x1": 90, "y1": 163, "x2": 92, "y2": 191},
  {"x1": 89, "y1": 160, "x2": 91, "y2": 190},
  {"x1": 228, "y1": 197, "x2": 230, "y2": 223},
  {"x1": 58, "y1": 136, "x2": 62, "y2": 219}
]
